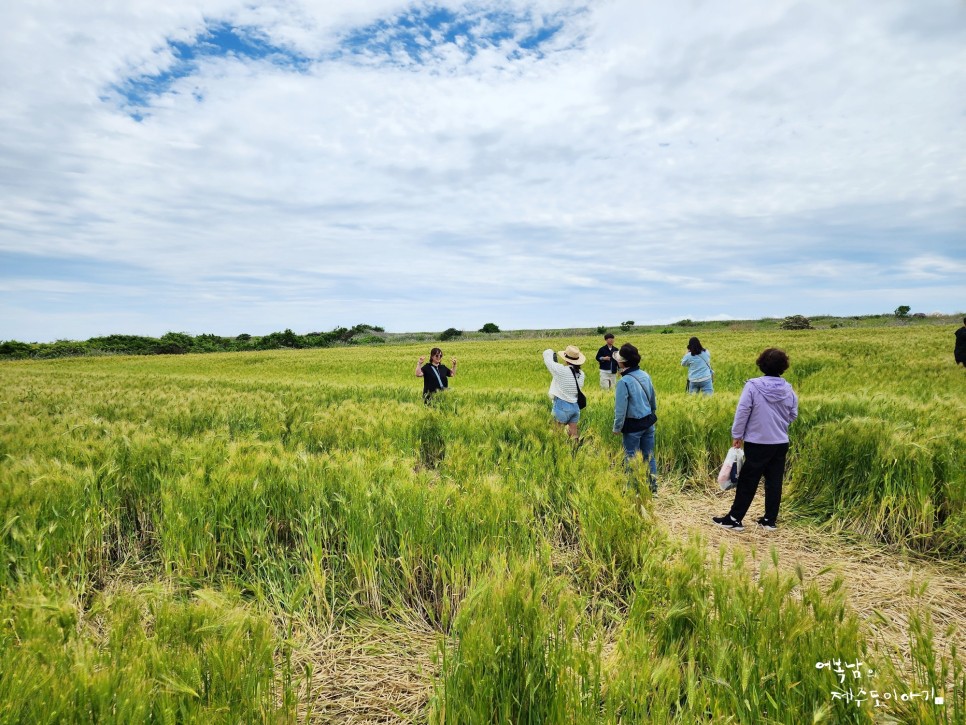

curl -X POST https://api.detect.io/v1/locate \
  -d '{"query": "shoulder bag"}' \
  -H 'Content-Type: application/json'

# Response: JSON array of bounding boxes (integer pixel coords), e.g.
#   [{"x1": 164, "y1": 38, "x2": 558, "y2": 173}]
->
[
  {"x1": 570, "y1": 367, "x2": 587, "y2": 409},
  {"x1": 621, "y1": 373, "x2": 657, "y2": 432}
]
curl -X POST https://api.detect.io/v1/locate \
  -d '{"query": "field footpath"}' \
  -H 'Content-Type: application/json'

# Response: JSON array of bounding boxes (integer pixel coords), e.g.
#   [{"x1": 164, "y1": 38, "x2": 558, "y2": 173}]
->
[{"x1": 658, "y1": 482, "x2": 966, "y2": 678}]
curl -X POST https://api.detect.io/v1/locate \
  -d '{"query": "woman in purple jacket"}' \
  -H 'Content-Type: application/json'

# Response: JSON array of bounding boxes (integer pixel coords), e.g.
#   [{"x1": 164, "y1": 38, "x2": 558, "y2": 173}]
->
[{"x1": 713, "y1": 348, "x2": 798, "y2": 532}]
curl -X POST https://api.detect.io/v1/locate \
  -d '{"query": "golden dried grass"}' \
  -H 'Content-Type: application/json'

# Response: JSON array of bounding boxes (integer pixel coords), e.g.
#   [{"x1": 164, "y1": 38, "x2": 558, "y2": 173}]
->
[
  {"x1": 290, "y1": 619, "x2": 439, "y2": 723},
  {"x1": 657, "y1": 476, "x2": 966, "y2": 678}
]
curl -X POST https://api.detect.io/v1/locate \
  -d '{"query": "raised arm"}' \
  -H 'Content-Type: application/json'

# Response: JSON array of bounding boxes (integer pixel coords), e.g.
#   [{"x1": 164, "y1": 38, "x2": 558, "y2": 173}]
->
[
  {"x1": 449, "y1": 357, "x2": 458, "y2": 377},
  {"x1": 415, "y1": 356, "x2": 425, "y2": 377},
  {"x1": 543, "y1": 348, "x2": 560, "y2": 372}
]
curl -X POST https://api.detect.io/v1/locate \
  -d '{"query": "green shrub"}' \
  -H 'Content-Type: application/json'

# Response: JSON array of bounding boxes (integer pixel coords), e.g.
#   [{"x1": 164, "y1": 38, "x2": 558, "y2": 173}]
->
[
  {"x1": 780, "y1": 315, "x2": 813, "y2": 330},
  {"x1": 0, "y1": 340, "x2": 32, "y2": 358}
]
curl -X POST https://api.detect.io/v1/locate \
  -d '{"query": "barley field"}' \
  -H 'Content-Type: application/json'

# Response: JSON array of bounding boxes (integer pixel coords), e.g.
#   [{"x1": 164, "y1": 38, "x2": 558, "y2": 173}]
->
[{"x1": 1, "y1": 325, "x2": 963, "y2": 723}]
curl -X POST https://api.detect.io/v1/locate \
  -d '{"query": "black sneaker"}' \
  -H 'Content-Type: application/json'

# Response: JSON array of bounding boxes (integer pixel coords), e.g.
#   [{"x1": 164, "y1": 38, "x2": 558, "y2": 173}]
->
[
  {"x1": 756, "y1": 517, "x2": 777, "y2": 530},
  {"x1": 713, "y1": 514, "x2": 744, "y2": 531}
]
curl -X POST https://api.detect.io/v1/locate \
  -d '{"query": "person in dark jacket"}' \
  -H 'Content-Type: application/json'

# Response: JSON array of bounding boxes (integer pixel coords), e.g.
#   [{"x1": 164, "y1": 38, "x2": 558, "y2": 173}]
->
[
  {"x1": 956, "y1": 318, "x2": 966, "y2": 367},
  {"x1": 595, "y1": 333, "x2": 619, "y2": 389},
  {"x1": 415, "y1": 347, "x2": 456, "y2": 403},
  {"x1": 714, "y1": 348, "x2": 798, "y2": 532}
]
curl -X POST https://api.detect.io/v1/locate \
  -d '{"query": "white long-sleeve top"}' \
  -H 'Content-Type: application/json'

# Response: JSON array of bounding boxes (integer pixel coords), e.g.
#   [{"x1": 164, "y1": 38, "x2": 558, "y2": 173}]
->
[{"x1": 543, "y1": 349, "x2": 585, "y2": 403}]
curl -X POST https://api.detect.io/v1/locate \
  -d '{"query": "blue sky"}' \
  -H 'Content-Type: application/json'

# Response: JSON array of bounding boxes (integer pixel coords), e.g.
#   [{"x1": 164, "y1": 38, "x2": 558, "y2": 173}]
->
[{"x1": 1, "y1": 0, "x2": 964, "y2": 341}]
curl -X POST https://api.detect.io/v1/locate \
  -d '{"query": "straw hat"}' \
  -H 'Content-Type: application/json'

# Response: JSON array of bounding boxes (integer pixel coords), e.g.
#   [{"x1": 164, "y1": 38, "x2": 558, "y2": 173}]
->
[{"x1": 557, "y1": 345, "x2": 586, "y2": 366}]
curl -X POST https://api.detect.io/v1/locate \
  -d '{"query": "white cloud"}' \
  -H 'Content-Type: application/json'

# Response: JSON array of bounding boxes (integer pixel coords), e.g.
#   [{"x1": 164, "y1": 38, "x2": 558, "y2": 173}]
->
[{"x1": 1, "y1": 0, "x2": 964, "y2": 341}]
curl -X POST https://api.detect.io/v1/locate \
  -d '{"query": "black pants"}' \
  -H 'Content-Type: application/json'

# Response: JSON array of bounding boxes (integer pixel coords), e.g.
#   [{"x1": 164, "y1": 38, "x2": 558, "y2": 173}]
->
[{"x1": 728, "y1": 441, "x2": 789, "y2": 523}]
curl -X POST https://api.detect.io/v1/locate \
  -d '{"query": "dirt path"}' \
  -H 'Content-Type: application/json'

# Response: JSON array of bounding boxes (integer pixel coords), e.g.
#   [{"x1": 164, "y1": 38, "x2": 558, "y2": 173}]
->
[
  {"x1": 655, "y1": 482, "x2": 966, "y2": 674},
  {"x1": 284, "y1": 486, "x2": 965, "y2": 722}
]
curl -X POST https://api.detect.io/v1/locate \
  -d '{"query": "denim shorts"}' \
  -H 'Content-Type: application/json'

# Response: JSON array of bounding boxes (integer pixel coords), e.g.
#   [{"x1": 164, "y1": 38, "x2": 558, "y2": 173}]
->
[{"x1": 552, "y1": 397, "x2": 580, "y2": 424}]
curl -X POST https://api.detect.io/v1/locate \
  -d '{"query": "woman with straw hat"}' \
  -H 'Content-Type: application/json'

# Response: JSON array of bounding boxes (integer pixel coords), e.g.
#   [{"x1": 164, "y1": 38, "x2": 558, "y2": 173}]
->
[{"x1": 542, "y1": 345, "x2": 586, "y2": 440}]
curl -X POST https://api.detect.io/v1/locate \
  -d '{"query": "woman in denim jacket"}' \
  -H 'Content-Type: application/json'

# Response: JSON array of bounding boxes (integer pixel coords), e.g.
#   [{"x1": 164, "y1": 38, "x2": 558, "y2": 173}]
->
[
  {"x1": 681, "y1": 336, "x2": 713, "y2": 395},
  {"x1": 612, "y1": 343, "x2": 658, "y2": 493}
]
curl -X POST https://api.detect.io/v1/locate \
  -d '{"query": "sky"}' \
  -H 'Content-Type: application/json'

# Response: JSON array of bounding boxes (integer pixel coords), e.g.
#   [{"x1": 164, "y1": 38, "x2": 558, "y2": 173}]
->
[{"x1": 1, "y1": 0, "x2": 964, "y2": 342}]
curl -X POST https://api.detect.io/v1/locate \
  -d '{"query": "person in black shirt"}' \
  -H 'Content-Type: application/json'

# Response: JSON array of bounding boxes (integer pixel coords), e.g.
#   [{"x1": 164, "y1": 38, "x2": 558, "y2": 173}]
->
[
  {"x1": 415, "y1": 347, "x2": 457, "y2": 403},
  {"x1": 956, "y1": 318, "x2": 966, "y2": 367},
  {"x1": 595, "y1": 333, "x2": 619, "y2": 390}
]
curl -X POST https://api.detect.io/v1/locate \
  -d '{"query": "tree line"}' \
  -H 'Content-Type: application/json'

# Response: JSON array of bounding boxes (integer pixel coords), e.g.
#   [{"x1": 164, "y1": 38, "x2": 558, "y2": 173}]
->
[{"x1": 0, "y1": 324, "x2": 386, "y2": 360}]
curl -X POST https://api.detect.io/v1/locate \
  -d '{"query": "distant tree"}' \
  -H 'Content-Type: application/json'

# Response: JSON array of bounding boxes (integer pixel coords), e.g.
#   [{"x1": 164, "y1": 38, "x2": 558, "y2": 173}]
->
[
  {"x1": 160, "y1": 332, "x2": 194, "y2": 350},
  {"x1": 620, "y1": 320, "x2": 635, "y2": 332},
  {"x1": 438, "y1": 328, "x2": 463, "y2": 341},
  {"x1": 236, "y1": 333, "x2": 251, "y2": 341},
  {"x1": 479, "y1": 323, "x2": 500, "y2": 333},
  {"x1": 193, "y1": 333, "x2": 232, "y2": 352},
  {"x1": 350, "y1": 323, "x2": 383, "y2": 336},
  {"x1": 779, "y1": 315, "x2": 813, "y2": 330},
  {"x1": 329, "y1": 326, "x2": 352, "y2": 342},
  {"x1": 894, "y1": 305, "x2": 911, "y2": 319},
  {"x1": 675, "y1": 319, "x2": 695, "y2": 327},
  {"x1": 258, "y1": 328, "x2": 301, "y2": 349},
  {"x1": 660, "y1": 328, "x2": 674, "y2": 334},
  {"x1": 87, "y1": 334, "x2": 160, "y2": 355},
  {"x1": 0, "y1": 340, "x2": 32, "y2": 358},
  {"x1": 595, "y1": 326, "x2": 607, "y2": 335},
  {"x1": 37, "y1": 341, "x2": 89, "y2": 358}
]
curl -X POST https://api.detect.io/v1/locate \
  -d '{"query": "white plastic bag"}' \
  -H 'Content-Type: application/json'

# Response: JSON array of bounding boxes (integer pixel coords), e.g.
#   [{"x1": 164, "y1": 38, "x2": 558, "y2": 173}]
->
[{"x1": 717, "y1": 447, "x2": 745, "y2": 490}]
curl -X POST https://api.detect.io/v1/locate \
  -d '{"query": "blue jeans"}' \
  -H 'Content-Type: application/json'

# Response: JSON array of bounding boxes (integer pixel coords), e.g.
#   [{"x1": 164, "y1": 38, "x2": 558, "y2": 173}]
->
[
  {"x1": 622, "y1": 425, "x2": 657, "y2": 492},
  {"x1": 552, "y1": 397, "x2": 580, "y2": 424},
  {"x1": 688, "y1": 378, "x2": 713, "y2": 395}
]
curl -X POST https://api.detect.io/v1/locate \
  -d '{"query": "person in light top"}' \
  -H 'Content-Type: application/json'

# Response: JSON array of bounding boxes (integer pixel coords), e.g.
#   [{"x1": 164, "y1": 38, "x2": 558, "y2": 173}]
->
[
  {"x1": 612, "y1": 343, "x2": 658, "y2": 494},
  {"x1": 714, "y1": 348, "x2": 798, "y2": 532},
  {"x1": 543, "y1": 345, "x2": 586, "y2": 439},
  {"x1": 681, "y1": 336, "x2": 713, "y2": 395},
  {"x1": 415, "y1": 347, "x2": 456, "y2": 404}
]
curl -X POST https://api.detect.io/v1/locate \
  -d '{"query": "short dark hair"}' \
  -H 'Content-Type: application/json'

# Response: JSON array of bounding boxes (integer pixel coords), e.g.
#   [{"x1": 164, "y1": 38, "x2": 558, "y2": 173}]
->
[
  {"x1": 429, "y1": 347, "x2": 443, "y2": 358},
  {"x1": 687, "y1": 336, "x2": 704, "y2": 356},
  {"x1": 618, "y1": 342, "x2": 641, "y2": 368},
  {"x1": 756, "y1": 348, "x2": 789, "y2": 376},
  {"x1": 604, "y1": 333, "x2": 614, "y2": 340}
]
